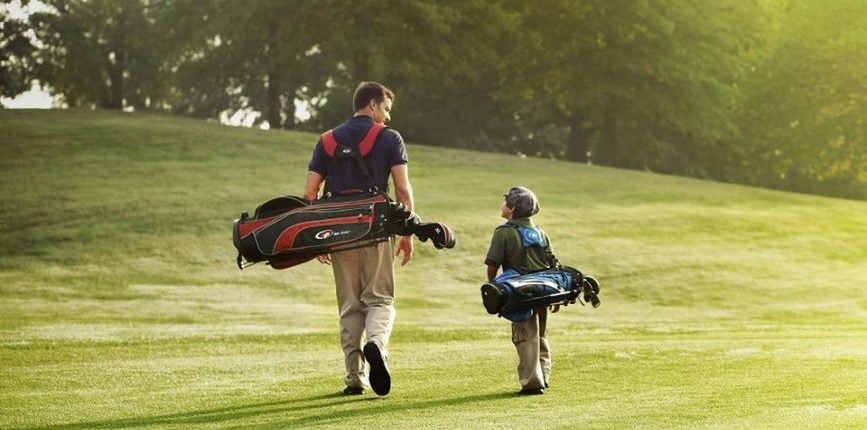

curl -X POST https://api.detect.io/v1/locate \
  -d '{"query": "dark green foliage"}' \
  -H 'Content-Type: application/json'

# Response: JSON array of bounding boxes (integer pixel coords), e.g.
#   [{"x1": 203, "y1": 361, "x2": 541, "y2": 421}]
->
[
  {"x1": 0, "y1": 9, "x2": 36, "y2": 98},
  {"x1": 27, "y1": 1, "x2": 155, "y2": 109},
  {"x1": 4, "y1": 0, "x2": 865, "y2": 199},
  {"x1": 735, "y1": 0, "x2": 867, "y2": 199}
]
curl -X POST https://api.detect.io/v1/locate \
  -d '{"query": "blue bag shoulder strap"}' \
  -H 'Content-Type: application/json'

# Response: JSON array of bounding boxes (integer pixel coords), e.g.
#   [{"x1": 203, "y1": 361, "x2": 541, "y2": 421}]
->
[
  {"x1": 497, "y1": 222, "x2": 559, "y2": 274},
  {"x1": 518, "y1": 225, "x2": 546, "y2": 248},
  {"x1": 497, "y1": 223, "x2": 545, "y2": 248}
]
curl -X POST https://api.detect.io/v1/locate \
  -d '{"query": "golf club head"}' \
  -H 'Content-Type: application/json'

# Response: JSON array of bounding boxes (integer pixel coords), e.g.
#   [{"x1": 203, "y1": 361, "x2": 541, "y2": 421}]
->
[
  {"x1": 584, "y1": 276, "x2": 600, "y2": 295},
  {"x1": 416, "y1": 222, "x2": 455, "y2": 249},
  {"x1": 582, "y1": 276, "x2": 601, "y2": 308}
]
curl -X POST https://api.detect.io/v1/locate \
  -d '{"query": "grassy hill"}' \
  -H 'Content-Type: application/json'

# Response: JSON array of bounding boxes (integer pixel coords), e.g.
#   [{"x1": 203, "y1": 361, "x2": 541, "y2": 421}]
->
[{"x1": 1, "y1": 109, "x2": 865, "y2": 429}]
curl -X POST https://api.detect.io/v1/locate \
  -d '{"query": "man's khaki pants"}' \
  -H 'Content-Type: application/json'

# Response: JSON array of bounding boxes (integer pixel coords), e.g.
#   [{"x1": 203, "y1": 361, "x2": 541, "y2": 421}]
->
[
  {"x1": 331, "y1": 239, "x2": 395, "y2": 388},
  {"x1": 512, "y1": 306, "x2": 551, "y2": 390}
]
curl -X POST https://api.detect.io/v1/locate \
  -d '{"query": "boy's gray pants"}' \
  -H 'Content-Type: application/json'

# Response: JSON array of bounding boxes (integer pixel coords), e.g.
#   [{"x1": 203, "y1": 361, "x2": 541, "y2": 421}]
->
[{"x1": 512, "y1": 306, "x2": 551, "y2": 390}]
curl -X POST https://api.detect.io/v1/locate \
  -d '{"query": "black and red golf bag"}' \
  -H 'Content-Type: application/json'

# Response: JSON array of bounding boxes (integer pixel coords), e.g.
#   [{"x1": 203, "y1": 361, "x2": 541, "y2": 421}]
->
[{"x1": 233, "y1": 191, "x2": 455, "y2": 270}]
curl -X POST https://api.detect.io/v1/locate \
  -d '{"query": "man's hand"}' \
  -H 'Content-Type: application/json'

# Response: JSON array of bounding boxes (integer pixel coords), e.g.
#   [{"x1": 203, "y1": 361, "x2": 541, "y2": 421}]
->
[
  {"x1": 549, "y1": 304, "x2": 560, "y2": 313},
  {"x1": 395, "y1": 235, "x2": 413, "y2": 266}
]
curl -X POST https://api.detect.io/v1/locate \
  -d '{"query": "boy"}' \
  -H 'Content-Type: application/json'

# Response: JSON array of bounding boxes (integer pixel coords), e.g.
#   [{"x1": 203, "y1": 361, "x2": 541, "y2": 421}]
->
[{"x1": 484, "y1": 186, "x2": 558, "y2": 395}]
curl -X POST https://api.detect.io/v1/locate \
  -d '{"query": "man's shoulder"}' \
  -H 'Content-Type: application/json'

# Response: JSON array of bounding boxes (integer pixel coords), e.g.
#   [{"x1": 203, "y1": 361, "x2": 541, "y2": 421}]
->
[
  {"x1": 329, "y1": 121, "x2": 402, "y2": 145},
  {"x1": 379, "y1": 127, "x2": 404, "y2": 144},
  {"x1": 373, "y1": 128, "x2": 407, "y2": 166}
]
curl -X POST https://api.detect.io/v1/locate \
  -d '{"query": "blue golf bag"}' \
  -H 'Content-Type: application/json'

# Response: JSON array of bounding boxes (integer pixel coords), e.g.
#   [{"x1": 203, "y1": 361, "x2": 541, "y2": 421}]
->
[
  {"x1": 480, "y1": 222, "x2": 601, "y2": 321},
  {"x1": 480, "y1": 266, "x2": 600, "y2": 322}
]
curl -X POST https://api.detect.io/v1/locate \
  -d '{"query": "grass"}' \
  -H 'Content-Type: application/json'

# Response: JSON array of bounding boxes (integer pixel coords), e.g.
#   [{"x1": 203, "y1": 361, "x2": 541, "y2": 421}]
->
[{"x1": 1, "y1": 109, "x2": 865, "y2": 429}]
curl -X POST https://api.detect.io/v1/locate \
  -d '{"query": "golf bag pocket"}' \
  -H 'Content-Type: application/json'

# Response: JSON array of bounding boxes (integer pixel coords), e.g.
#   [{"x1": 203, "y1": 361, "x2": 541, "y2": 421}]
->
[{"x1": 254, "y1": 206, "x2": 375, "y2": 254}]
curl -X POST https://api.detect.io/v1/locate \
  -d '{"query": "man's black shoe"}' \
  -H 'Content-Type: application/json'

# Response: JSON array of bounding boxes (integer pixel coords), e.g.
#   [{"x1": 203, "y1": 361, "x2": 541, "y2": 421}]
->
[
  {"x1": 518, "y1": 387, "x2": 544, "y2": 395},
  {"x1": 343, "y1": 386, "x2": 364, "y2": 395},
  {"x1": 363, "y1": 342, "x2": 391, "y2": 396}
]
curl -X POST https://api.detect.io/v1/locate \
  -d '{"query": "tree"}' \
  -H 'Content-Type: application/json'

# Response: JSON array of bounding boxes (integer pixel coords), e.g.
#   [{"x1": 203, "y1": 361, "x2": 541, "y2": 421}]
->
[
  {"x1": 15, "y1": 0, "x2": 862, "y2": 199},
  {"x1": 28, "y1": 0, "x2": 169, "y2": 109},
  {"x1": 307, "y1": 0, "x2": 531, "y2": 149},
  {"x1": 170, "y1": 0, "x2": 332, "y2": 130},
  {"x1": 0, "y1": 5, "x2": 36, "y2": 99},
  {"x1": 737, "y1": 0, "x2": 867, "y2": 198},
  {"x1": 509, "y1": 0, "x2": 765, "y2": 177}
]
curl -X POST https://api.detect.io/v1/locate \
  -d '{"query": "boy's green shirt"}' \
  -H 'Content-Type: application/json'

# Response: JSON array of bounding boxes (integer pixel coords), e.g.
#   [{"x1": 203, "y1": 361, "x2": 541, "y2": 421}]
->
[{"x1": 484, "y1": 217, "x2": 554, "y2": 274}]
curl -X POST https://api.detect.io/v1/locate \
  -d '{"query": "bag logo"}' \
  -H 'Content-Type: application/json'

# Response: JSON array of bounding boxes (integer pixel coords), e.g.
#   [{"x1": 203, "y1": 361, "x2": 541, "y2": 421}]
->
[{"x1": 315, "y1": 229, "x2": 352, "y2": 240}]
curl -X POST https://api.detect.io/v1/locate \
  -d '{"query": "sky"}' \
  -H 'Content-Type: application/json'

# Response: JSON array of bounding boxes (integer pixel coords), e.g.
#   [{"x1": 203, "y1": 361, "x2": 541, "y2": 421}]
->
[{"x1": 1, "y1": 84, "x2": 54, "y2": 109}]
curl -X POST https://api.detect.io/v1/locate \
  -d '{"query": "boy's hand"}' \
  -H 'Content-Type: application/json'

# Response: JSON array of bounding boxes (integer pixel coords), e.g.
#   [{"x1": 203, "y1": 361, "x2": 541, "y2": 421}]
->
[
  {"x1": 317, "y1": 254, "x2": 332, "y2": 265},
  {"x1": 549, "y1": 304, "x2": 560, "y2": 313},
  {"x1": 395, "y1": 235, "x2": 413, "y2": 266}
]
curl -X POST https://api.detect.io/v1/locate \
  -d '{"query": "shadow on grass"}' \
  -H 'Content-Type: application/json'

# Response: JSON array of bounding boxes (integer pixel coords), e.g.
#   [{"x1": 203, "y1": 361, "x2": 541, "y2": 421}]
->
[
  {"x1": 277, "y1": 391, "x2": 518, "y2": 428},
  {"x1": 20, "y1": 391, "x2": 516, "y2": 429}
]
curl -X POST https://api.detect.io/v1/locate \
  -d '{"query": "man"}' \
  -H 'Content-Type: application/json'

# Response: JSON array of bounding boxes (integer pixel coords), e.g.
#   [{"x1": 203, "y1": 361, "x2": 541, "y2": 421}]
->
[{"x1": 303, "y1": 81, "x2": 414, "y2": 396}]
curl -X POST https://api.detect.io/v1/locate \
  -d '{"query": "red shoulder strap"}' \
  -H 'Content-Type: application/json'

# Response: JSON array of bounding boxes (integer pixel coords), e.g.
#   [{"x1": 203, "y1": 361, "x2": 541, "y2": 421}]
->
[
  {"x1": 358, "y1": 122, "x2": 386, "y2": 157},
  {"x1": 321, "y1": 123, "x2": 385, "y2": 157},
  {"x1": 321, "y1": 130, "x2": 337, "y2": 156}
]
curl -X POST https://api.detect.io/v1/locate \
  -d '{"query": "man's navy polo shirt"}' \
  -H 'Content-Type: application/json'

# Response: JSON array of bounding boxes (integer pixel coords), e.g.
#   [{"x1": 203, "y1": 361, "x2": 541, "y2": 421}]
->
[{"x1": 308, "y1": 115, "x2": 408, "y2": 196}]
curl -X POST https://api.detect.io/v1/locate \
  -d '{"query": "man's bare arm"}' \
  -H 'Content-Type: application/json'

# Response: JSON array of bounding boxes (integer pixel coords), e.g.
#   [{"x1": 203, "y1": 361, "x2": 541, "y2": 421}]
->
[
  {"x1": 391, "y1": 164, "x2": 414, "y2": 265},
  {"x1": 390, "y1": 164, "x2": 413, "y2": 211},
  {"x1": 304, "y1": 171, "x2": 324, "y2": 201}
]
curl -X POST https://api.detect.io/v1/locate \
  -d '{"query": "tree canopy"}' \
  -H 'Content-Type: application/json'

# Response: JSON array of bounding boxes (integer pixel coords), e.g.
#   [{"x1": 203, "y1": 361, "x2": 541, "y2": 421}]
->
[
  {"x1": 4, "y1": 0, "x2": 865, "y2": 199},
  {"x1": 1, "y1": 3, "x2": 36, "y2": 98}
]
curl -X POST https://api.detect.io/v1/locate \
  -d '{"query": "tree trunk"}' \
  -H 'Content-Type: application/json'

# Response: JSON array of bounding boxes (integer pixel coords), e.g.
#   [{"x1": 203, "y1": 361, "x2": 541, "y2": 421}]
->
[
  {"x1": 105, "y1": 3, "x2": 130, "y2": 110},
  {"x1": 107, "y1": 48, "x2": 125, "y2": 110},
  {"x1": 265, "y1": 17, "x2": 283, "y2": 130},
  {"x1": 595, "y1": 110, "x2": 618, "y2": 166},
  {"x1": 565, "y1": 119, "x2": 591, "y2": 163},
  {"x1": 353, "y1": 50, "x2": 369, "y2": 83},
  {"x1": 282, "y1": 92, "x2": 297, "y2": 129},
  {"x1": 266, "y1": 70, "x2": 282, "y2": 129}
]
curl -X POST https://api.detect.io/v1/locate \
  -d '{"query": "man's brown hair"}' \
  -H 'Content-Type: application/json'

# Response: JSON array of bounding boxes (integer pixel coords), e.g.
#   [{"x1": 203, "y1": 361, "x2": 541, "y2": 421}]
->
[{"x1": 353, "y1": 81, "x2": 395, "y2": 112}]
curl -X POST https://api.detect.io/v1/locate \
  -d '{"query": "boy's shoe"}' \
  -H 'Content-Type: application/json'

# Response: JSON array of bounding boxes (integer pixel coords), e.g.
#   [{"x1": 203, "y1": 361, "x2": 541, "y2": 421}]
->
[
  {"x1": 363, "y1": 342, "x2": 391, "y2": 396},
  {"x1": 343, "y1": 386, "x2": 365, "y2": 395},
  {"x1": 518, "y1": 387, "x2": 544, "y2": 395}
]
